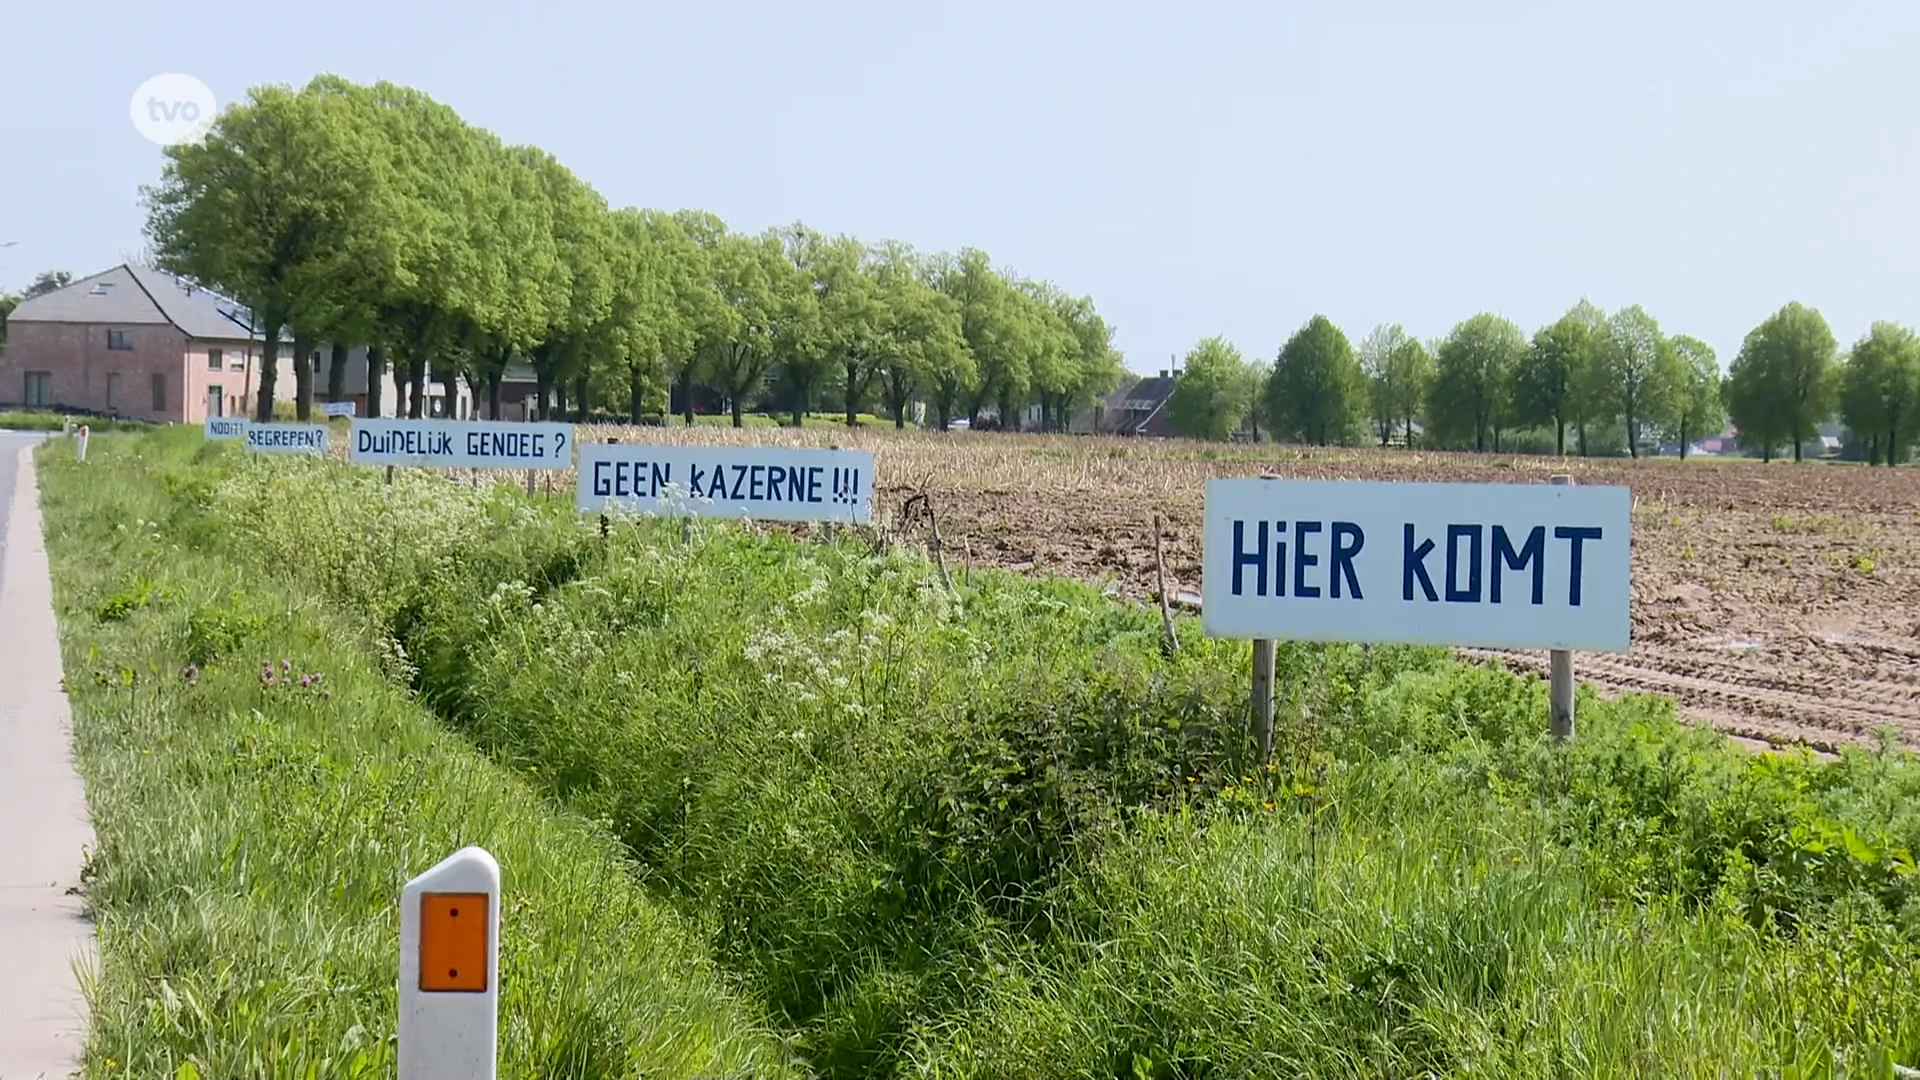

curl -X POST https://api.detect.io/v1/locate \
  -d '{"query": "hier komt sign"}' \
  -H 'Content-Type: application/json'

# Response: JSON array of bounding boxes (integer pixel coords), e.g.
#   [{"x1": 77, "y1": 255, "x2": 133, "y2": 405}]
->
[{"x1": 1201, "y1": 477, "x2": 1630, "y2": 651}]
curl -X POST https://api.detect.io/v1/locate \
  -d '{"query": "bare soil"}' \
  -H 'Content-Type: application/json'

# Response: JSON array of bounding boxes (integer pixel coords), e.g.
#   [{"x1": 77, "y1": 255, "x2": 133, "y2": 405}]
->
[{"x1": 570, "y1": 425, "x2": 1920, "y2": 752}]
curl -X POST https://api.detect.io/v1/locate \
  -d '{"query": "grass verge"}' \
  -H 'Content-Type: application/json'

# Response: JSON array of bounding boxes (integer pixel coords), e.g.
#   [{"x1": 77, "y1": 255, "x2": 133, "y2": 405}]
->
[
  {"x1": 36, "y1": 433, "x2": 798, "y2": 1078},
  {"x1": 44, "y1": 427, "x2": 1920, "y2": 1078}
]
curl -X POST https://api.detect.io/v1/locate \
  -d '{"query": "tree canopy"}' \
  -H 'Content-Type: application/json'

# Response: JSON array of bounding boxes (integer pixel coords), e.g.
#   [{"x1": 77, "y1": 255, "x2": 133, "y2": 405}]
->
[{"x1": 1167, "y1": 336, "x2": 1251, "y2": 441}]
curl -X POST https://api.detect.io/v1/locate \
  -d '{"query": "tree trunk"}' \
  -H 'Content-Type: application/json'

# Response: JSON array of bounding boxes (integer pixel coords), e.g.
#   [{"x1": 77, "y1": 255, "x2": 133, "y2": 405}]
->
[
  {"x1": 790, "y1": 380, "x2": 806, "y2": 427},
  {"x1": 254, "y1": 311, "x2": 285, "y2": 421},
  {"x1": 554, "y1": 380, "x2": 568, "y2": 420},
  {"x1": 574, "y1": 368, "x2": 589, "y2": 423},
  {"x1": 327, "y1": 343, "x2": 348, "y2": 404},
  {"x1": 845, "y1": 360, "x2": 860, "y2": 427},
  {"x1": 1888, "y1": 421, "x2": 1900, "y2": 466},
  {"x1": 1679, "y1": 419, "x2": 1689, "y2": 459},
  {"x1": 1793, "y1": 436, "x2": 1803, "y2": 463},
  {"x1": 391, "y1": 357, "x2": 409, "y2": 419},
  {"x1": 680, "y1": 367, "x2": 696, "y2": 426},
  {"x1": 488, "y1": 373, "x2": 503, "y2": 420},
  {"x1": 629, "y1": 363, "x2": 644, "y2": 424},
  {"x1": 408, "y1": 357, "x2": 426, "y2": 419},
  {"x1": 365, "y1": 347, "x2": 384, "y2": 418},
  {"x1": 1627, "y1": 412, "x2": 1638, "y2": 459},
  {"x1": 893, "y1": 400, "x2": 907, "y2": 429},
  {"x1": 1556, "y1": 419, "x2": 1566, "y2": 456},
  {"x1": 534, "y1": 369, "x2": 551, "y2": 421},
  {"x1": 731, "y1": 395, "x2": 744, "y2": 428},
  {"x1": 1578, "y1": 426, "x2": 1588, "y2": 457},
  {"x1": 292, "y1": 335, "x2": 314, "y2": 421}
]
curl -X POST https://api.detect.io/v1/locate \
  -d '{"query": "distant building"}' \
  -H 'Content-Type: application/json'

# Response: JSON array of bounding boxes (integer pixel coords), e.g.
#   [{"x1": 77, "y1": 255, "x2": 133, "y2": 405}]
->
[
  {"x1": 0, "y1": 263, "x2": 495, "y2": 422},
  {"x1": 1074, "y1": 369, "x2": 1180, "y2": 436},
  {"x1": 0, "y1": 264, "x2": 294, "y2": 422}
]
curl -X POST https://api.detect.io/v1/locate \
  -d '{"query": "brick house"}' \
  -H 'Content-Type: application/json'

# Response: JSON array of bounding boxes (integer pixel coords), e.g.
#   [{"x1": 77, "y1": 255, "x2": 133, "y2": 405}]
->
[{"x1": 0, "y1": 264, "x2": 297, "y2": 423}]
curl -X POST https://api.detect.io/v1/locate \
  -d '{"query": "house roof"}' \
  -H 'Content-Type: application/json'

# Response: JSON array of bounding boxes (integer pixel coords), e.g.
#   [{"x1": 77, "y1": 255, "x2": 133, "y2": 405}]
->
[{"x1": 7, "y1": 263, "x2": 292, "y2": 343}]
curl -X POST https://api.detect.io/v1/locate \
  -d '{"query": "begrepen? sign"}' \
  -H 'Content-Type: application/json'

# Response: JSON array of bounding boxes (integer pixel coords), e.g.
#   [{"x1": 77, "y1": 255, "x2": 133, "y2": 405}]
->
[
  {"x1": 576, "y1": 443, "x2": 876, "y2": 525},
  {"x1": 1201, "y1": 477, "x2": 1631, "y2": 651},
  {"x1": 244, "y1": 423, "x2": 329, "y2": 455},
  {"x1": 204, "y1": 416, "x2": 249, "y2": 440},
  {"x1": 349, "y1": 419, "x2": 574, "y2": 470}
]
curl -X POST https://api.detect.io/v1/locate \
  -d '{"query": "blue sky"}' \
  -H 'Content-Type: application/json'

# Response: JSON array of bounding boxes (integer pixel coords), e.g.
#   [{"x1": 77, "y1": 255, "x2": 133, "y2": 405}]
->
[{"x1": 4, "y1": 0, "x2": 1916, "y2": 375}]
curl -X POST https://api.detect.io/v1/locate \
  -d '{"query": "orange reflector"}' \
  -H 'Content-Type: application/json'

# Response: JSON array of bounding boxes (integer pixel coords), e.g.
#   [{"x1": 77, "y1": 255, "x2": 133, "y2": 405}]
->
[{"x1": 418, "y1": 892, "x2": 489, "y2": 992}]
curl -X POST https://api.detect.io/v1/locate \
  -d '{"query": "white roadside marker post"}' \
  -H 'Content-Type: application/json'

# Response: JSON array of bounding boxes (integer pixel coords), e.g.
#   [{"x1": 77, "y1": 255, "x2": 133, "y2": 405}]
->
[
  {"x1": 399, "y1": 846, "x2": 500, "y2": 1080},
  {"x1": 75, "y1": 424, "x2": 89, "y2": 462},
  {"x1": 1549, "y1": 474, "x2": 1575, "y2": 742}
]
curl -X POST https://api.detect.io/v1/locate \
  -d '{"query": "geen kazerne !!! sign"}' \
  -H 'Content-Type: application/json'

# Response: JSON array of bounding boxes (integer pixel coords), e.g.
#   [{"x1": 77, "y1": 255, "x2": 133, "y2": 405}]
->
[
  {"x1": 1202, "y1": 478, "x2": 1630, "y2": 651},
  {"x1": 348, "y1": 419, "x2": 574, "y2": 470},
  {"x1": 204, "y1": 416, "x2": 249, "y2": 440},
  {"x1": 577, "y1": 443, "x2": 875, "y2": 525},
  {"x1": 244, "y1": 423, "x2": 330, "y2": 456}
]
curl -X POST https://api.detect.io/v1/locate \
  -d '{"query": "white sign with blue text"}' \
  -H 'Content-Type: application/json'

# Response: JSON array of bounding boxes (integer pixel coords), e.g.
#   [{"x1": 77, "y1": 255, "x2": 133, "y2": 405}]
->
[
  {"x1": 204, "y1": 416, "x2": 249, "y2": 440},
  {"x1": 348, "y1": 419, "x2": 574, "y2": 470},
  {"x1": 576, "y1": 443, "x2": 876, "y2": 525},
  {"x1": 1202, "y1": 478, "x2": 1631, "y2": 651},
  {"x1": 244, "y1": 423, "x2": 330, "y2": 456}
]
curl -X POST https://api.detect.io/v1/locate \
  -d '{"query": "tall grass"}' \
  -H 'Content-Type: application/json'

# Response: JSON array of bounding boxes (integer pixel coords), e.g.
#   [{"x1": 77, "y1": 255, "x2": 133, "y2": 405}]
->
[
  {"x1": 36, "y1": 433, "x2": 797, "y2": 1079},
  {"x1": 48, "y1": 427, "x2": 1920, "y2": 1078}
]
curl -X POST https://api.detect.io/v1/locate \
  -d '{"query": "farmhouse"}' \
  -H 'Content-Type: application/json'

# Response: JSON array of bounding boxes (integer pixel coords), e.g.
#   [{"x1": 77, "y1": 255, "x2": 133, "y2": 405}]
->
[
  {"x1": 1074, "y1": 369, "x2": 1180, "y2": 436},
  {"x1": 0, "y1": 264, "x2": 297, "y2": 423},
  {"x1": 0, "y1": 264, "x2": 494, "y2": 422}
]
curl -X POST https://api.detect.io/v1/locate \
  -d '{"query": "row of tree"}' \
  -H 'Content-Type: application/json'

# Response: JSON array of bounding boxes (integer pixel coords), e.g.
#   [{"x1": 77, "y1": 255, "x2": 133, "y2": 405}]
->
[
  {"x1": 1167, "y1": 302, "x2": 1920, "y2": 463},
  {"x1": 141, "y1": 76, "x2": 1124, "y2": 427},
  {"x1": 0, "y1": 270, "x2": 75, "y2": 355}
]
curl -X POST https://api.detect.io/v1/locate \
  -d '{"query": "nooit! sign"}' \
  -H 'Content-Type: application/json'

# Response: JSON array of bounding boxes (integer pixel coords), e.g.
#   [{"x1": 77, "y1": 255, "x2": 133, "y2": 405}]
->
[
  {"x1": 576, "y1": 444, "x2": 875, "y2": 525},
  {"x1": 1201, "y1": 477, "x2": 1631, "y2": 651}
]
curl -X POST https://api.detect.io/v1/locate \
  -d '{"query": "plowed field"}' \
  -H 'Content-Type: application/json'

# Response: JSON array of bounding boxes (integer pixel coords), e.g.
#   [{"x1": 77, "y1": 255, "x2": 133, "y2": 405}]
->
[{"x1": 566, "y1": 424, "x2": 1920, "y2": 752}]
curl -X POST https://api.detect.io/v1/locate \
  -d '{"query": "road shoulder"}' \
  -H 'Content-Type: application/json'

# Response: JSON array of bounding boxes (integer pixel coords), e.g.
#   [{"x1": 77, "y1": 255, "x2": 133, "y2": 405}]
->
[{"x1": 0, "y1": 439, "x2": 95, "y2": 1079}]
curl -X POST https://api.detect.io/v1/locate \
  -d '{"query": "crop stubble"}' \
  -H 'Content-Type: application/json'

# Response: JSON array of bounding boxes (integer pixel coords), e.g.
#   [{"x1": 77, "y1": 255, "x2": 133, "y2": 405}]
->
[{"x1": 545, "y1": 424, "x2": 1920, "y2": 751}]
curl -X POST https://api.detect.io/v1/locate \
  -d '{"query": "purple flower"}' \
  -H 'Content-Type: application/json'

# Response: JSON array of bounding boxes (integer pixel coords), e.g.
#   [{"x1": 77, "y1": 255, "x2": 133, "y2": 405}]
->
[
  {"x1": 297, "y1": 675, "x2": 312, "y2": 689},
  {"x1": 181, "y1": 663, "x2": 199, "y2": 686},
  {"x1": 281, "y1": 658, "x2": 293, "y2": 675}
]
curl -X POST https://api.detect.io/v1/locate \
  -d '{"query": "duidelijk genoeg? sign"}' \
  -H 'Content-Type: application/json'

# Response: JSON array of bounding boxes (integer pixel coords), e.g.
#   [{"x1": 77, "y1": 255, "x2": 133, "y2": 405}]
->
[
  {"x1": 1201, "y1": 477, "x2": 1631, "y2": 651},
  {"x1": 204, "y1": 416, "x2": 249, "y2": 440},
  {"x1": 576, "y1": 443, "x2": 876, "y2": 525},
  {"x1": 349, "y1": 419, "x2": 575, "y2": 470},
  {"x1": 244, "y1": 423, "x2": 329, "y2": 456}
]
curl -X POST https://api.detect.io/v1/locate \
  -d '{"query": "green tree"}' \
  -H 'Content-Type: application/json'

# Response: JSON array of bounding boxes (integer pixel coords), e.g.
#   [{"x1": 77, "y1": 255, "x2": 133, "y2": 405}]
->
[
  {"x1": 700, "y1": 229, "x2": 786, "y2": 428},
  {"x1": 0, "y1": 291, "x2": 17, "y2": 353},
  {"x1": 1241, "y1": 359, "x2": 1271, "y2": 440},
  {"x1": 1601, "y1": 305, "x2": 1680, "y2": 457},
  {"x1": 23, "y1": 270, "x2": 71, "y2": 299},
  {"x1": 1428, "y1": 313, "x2": 1525, "y2": 451},
  {"x1": 1510, "y1": 312, "x2": 1591, "y2": 454},
  {"x1": 1726, "y1": 302, "x2": 1838, "y2": 463},
  {"x1": 144, "y1": 83, "x2": 393, "y2": 420},
  {"x1": 1839, "y1": 322, "x2": 1920, "y2": 465},
  {"x1": 1669, "y1": 335, "x2": 1721, "y2": 458},
  {"x1": 1359, "y1": 324, "x2": 1431, "y2": 448},
  {"x1": 871, "y1": 244, "x2": 966, "y2": 429},
  {"x1": 1167, "y1": 336, "x2": 1251, "y2": 441},
  {"x1": 1268, "y1": 316, "x2": 1364, "y2": 445}
]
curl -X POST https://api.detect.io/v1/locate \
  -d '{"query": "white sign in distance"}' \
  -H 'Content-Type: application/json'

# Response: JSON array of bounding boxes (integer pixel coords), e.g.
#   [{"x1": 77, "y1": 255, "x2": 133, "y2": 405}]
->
[
  {"x1": 244, "y1": 423, "x2": 329, "y2": 455},
  {"x1": 323, "y1": 400, "x2": 357, "y2": 418},
  {"x1": 204, "y1": 416, "x2": 249, "y2": 440},
  {"x1": 349, "y1": 419, "x2": 574, "y2": 470},
  {"x1": 1201, "y1": 478, "x2": 1631, "y2": 651},
  {"x1": 577, "y1": 443, "x2": 876, "y2": 525}
]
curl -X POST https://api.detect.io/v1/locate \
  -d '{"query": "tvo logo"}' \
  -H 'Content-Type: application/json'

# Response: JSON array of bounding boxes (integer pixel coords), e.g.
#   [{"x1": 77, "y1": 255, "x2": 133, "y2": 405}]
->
[{"x1": 130, "y1": 74, "x2": 217, "y2": 146}]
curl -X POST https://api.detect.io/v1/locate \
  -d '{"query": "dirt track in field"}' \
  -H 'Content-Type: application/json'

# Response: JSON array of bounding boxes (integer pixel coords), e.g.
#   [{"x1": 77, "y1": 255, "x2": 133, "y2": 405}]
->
[{"x1": 570, "y1": 425, "x2": 1920, "y2": 752}]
